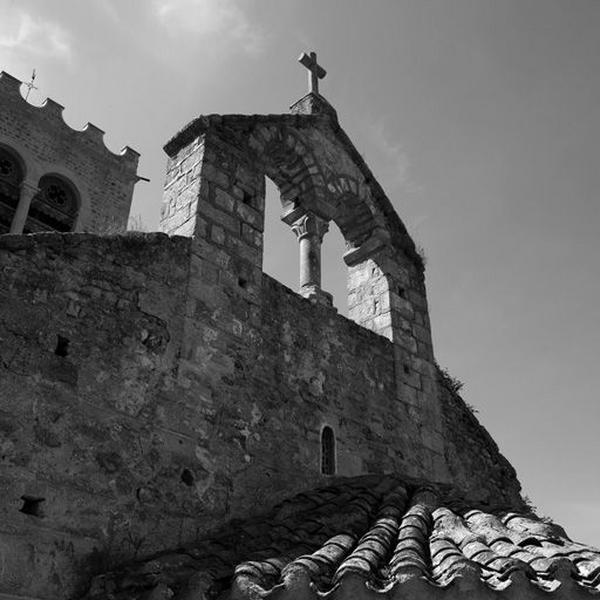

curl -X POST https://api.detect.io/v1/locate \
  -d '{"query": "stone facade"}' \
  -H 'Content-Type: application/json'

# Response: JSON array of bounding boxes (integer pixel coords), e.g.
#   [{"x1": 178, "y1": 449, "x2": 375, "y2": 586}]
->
[
  {"x1": 0, "y1": 92, "x2": 523, "y2": 598},
  {"x1": 0, "y1": 71, "x2": 139, "y2": 234}
]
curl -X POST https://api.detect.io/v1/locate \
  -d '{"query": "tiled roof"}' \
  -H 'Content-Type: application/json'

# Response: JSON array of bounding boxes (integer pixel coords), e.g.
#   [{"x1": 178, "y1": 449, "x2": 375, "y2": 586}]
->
[{"x1": 86, "y1": 476, "x2": 600, "y2": 599}]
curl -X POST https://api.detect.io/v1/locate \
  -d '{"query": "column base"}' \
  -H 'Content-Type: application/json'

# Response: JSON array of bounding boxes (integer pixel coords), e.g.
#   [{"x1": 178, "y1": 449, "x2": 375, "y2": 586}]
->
[{"x1": 300, "y1": 285, "x2": 333, "y2": 307}]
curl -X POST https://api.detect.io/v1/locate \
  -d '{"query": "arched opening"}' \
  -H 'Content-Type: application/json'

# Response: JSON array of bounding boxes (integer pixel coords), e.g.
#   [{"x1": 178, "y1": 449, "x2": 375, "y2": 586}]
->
[
  {"x1": 192, "y1": 123, "x2": 410, "y2": 333},
  {"x1": 262, "y1": 177, "x2": 347, "y2": 311},
  {"x1": 321, "y1": 425, "x2": 336, "y2": 475},
  {"x1": 321, "y1": 222, "x2": 348, "y2": 314},
  {"x1": 24, "y1": 174, "x2": 79, "y2": 233},
  {"x1": 0, "y1": 145, "x2": 25, "y2": 234},
  {"x1": 262, "y1": 177, "x2": 297, "y2": 291}
]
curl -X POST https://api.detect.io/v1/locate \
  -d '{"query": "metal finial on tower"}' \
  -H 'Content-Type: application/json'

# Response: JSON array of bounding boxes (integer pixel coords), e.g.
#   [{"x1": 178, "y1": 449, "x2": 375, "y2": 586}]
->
[
  {"x1": 24, "y1": 69, "x2": 37, "y2": 100},
  {"x1": 298, "y1": 52, "x2": 326, "y2": 96}
]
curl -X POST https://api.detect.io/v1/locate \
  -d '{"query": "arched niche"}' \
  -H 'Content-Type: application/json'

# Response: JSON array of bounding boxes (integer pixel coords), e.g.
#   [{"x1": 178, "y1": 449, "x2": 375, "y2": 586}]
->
[
  {"x1": 0, "y1": 144, "x2": 25, "y2": 234},
  {"x1": 24, "y1": 173, "x2": 80, "y2": 233}
]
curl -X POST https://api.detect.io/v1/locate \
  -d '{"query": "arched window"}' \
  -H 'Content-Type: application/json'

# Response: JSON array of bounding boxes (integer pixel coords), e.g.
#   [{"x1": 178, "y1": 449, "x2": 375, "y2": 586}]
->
[
  {"x1": 24, "y1": 174, "x2": 79, "y2": 233},
  {"x1": 321, "y1": 426, "x2": 336, "y2": 475},
  {"x1": 0, "y1": 146, "x2": 25, "y2": 234}
]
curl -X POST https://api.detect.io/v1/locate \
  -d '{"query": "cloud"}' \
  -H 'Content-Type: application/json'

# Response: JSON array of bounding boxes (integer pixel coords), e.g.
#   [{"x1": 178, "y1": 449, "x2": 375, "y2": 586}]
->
[
  {"x1": 153, "y1": 0, "x2": 265, "y2": 55},
  {"x1": 0, "y1": 9, "x2": 71, "y2": 61}
]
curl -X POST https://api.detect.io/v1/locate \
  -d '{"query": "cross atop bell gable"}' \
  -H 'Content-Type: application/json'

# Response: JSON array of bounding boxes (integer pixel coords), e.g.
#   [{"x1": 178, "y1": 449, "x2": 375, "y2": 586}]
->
[
  {"x1": 299, "y1": 51, "x2": 326, "y2": 95},
  {"x1": 291, "y1": 51, "x2": 336, "y2": 118}
]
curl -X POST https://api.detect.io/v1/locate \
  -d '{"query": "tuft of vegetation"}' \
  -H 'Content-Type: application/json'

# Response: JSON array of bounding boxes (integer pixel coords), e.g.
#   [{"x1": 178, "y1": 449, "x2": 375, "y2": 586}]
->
[
  {"x1": 521, "y1": 494, "x2": 556, "y2": 524},
  {"x1": 522, "y1": 494, "x2": 538, "y2": 514},
  {"x1": 437, "y1": 363, "x2": 478, "y2": 414},
  {"x1": 437, "y1": 363, "x2": 464, "y2": 394}
]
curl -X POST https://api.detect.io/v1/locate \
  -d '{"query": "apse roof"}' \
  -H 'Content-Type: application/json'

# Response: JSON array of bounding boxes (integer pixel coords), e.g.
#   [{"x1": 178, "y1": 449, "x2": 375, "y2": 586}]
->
[{"x1": 86, "y1": 475, "x2": 600, "y2": 600}]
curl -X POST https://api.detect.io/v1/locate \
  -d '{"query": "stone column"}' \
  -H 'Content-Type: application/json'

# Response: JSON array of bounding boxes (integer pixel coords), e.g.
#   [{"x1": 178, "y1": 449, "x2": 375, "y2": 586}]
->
[
  {"x1": 10, "y1": 181, "x2": 38, "y2": 234},
  {"x1": 290, "y1": 211, "x2": 332, "y2": 305}
]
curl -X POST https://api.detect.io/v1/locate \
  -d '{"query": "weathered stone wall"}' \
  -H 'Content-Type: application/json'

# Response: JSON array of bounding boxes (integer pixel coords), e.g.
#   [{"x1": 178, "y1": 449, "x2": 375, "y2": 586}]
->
[
  {"x1": 0, "y1": 233, "x2": 190, "y2": 598},
  {"x1": 0, "y1": 230, "x2": 467, "y2": 599},
  {"x1": 0, "y1": 71, "x2": 139, "y2": 233},
  {"x1": 0, "y1": 108, "x2": 522, "y2": 600},
  {"x1": 0, "y1": 231, "x2": 522, "y2": 598},
  {"x1": 438, "y1": 370, "x2": 522, "y2": 507},
  {"x1": 161, "y1": 119, "x2": 446, "y2": 482}
]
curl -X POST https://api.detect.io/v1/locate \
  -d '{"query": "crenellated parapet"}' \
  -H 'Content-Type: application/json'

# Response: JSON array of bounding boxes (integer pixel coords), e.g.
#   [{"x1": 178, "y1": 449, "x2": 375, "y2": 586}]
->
[
  {"x1": 0, "y1": 70, "x2": 140, "y2": 234},
  {"x1": 0, "y1": 71, "x2": 139, "y2": 167}
]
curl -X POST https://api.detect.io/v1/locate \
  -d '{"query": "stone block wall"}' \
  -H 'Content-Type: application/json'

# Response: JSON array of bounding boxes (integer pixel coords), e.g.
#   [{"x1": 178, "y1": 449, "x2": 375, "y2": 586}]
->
[
  {"x1": 0, "y1": 229, "x2": 517, "y2": 599},
  {"x1": 347, "y1": 250, "x2": 444, "y2": 478},
  {"x1": 0, "y1": 233, "x2": 190, "y2": 598},
  {"x1": 0, "y1": 113, "x2": 522, "y2": 599},
  {"x1": 0, "y1": 71, "x2": 139, "y2": 233},
  {"x1": 161, "y1": 122, "x2": 446, "y2": 482}
]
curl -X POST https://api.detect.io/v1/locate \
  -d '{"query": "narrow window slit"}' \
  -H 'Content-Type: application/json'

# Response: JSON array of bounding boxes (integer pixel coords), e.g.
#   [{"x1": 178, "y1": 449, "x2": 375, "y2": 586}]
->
[
  {"x1": 55, "y1": 335, "x2": 69, "y2": 357},
  {"x1": 321, "y1": 426, "x2": 336, "y2": 475}
]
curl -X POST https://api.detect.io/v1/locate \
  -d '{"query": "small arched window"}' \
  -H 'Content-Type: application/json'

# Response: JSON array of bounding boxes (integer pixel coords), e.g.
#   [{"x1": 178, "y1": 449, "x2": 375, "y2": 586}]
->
[
  {"x1": 24, "y1": 174, "x2": 79, "y2": 233},
  {"x1": 321, "y1": 426, "x2": 336, "y2": 475},
  {"x1": 0, "y1": 146, "x2": 25, "y2": 234}
]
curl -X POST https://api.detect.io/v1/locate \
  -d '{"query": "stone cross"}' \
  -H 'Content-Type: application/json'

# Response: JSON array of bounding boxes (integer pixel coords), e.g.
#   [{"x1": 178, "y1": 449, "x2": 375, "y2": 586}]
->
[{"x1": 298, "y1": 52, "x2": 326, "y2": 95}]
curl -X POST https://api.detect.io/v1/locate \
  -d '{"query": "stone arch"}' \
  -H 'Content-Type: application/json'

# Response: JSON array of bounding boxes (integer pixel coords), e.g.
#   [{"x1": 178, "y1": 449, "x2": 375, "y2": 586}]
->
[
  {"x1": 0, "y1": 142, "x2": 26, "y2": 179},
  {"x1": 246, "y1": 124, "x2": 325, "y2": 210},
  {"x1": 24, "y1": 173, "x2": 80, "y2": 233},
  {"x1": 0, "y1": 144, "x2": 25, "y2": 233},
  {"x1": 323, "y1": 176, "x2": 386, "y2": 251},
  {"x1": 182, "y1": 118, "x2": 426, "y2": 332},
  {"x1": 244, "y1": 127, "x2": 390, "y2": 252},
  {"x1": 230, "y1": 126, "x2": 397, "y2": 309},
  {"x1": 241, "y1": 129, "x2": 401, "y2": 273},
  {"x1": 0, "y1": 135, "x2": 42, "y2": 184}
]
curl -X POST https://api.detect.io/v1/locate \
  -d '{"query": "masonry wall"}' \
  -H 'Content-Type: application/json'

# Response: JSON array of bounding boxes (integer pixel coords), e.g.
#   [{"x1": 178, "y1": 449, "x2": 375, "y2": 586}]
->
[
  {"x1": 0, "y1": 230, "x2": 522, "y2": 599},
  {"x1": 438, "y1": 371, "x2": 522, "y2": 507},
  {"x1": 0, "y1": 71, "x2": 139, "y2": 233},
  {"x1": 0, "y1": 230, "x2": 463, "y2": 599},
  {"x1": 161, "y1": 126, "x2": 448, "y2": 482},
  {"x1": 0, "y1": 109, "x2": 526, "y2": 599},
  {"x1": 0, "y1": 233, "x2": 190, "y2": 599}
]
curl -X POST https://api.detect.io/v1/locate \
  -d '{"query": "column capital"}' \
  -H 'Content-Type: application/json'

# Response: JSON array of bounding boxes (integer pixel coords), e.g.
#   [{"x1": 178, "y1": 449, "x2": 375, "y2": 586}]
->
[
  {"x1": 20, "y1": 180, "x2": 40, "y2": 195},
  {"x1": 290, "y1": 210, "x2": 329, "y2": 242}
]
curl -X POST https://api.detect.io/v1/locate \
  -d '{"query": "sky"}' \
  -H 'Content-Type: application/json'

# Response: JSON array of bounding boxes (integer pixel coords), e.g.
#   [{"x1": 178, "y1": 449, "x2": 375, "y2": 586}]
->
[{"x1": 1, "y1": 0, "x2": 599, "y2": 544}]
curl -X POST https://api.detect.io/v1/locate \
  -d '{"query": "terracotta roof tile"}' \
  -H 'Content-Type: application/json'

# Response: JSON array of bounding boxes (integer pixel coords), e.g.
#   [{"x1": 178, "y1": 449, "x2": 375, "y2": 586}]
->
[{"x1": 85, "y1": 476, "x2": 600, "y2": 599}]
